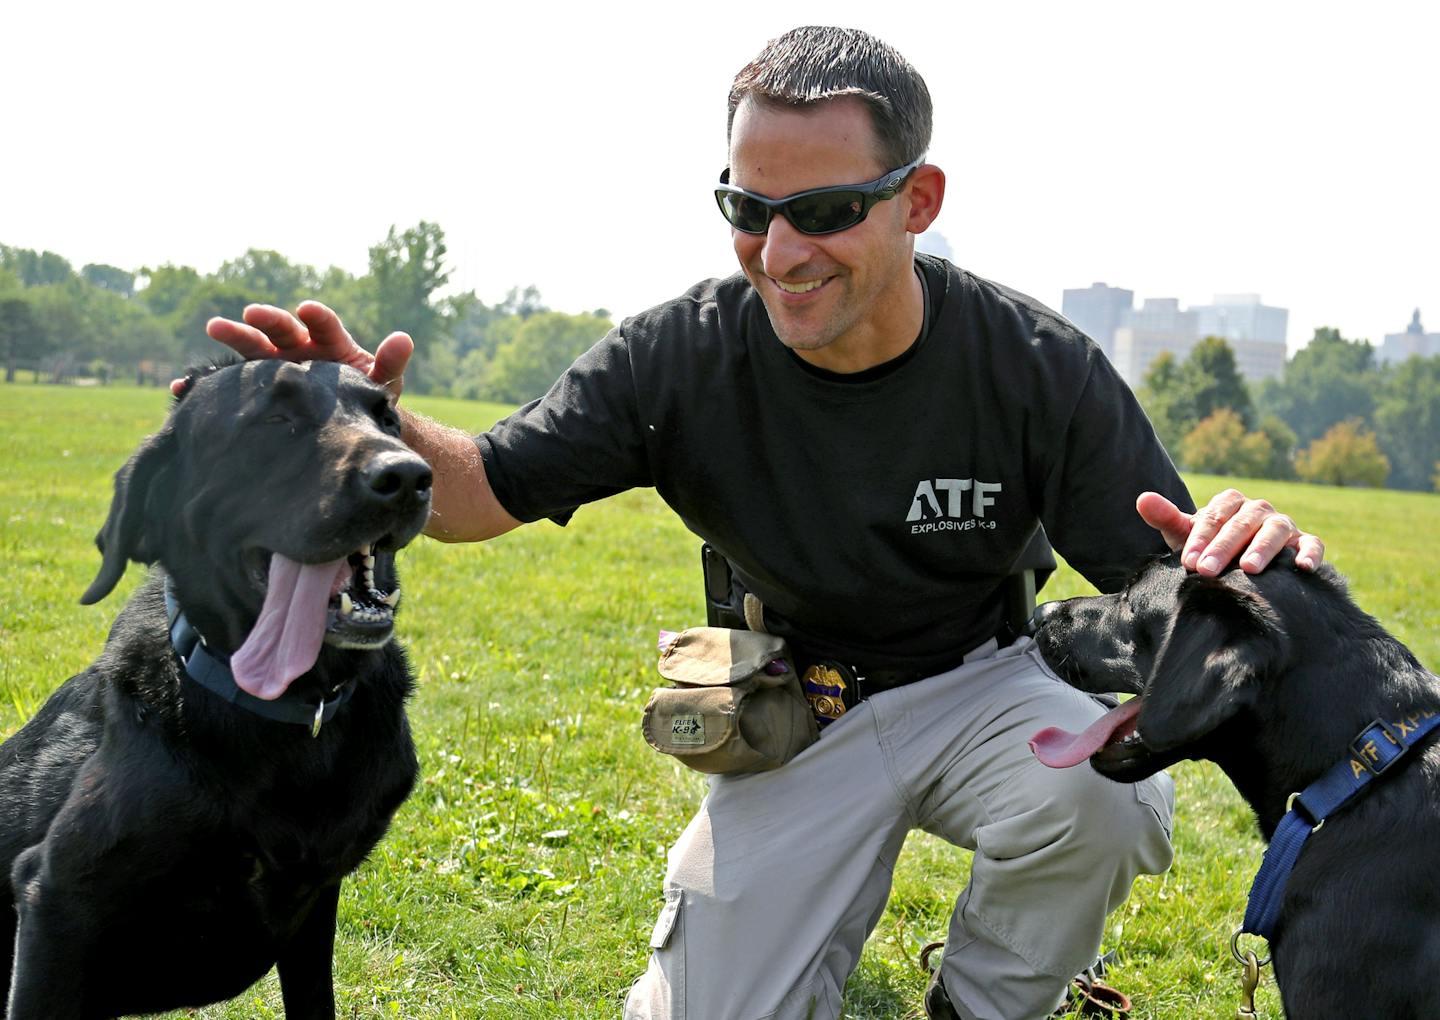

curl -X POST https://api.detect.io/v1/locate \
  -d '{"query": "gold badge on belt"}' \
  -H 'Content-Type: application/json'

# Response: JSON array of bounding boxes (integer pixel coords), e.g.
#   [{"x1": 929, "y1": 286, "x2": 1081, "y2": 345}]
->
[{"x1": 802, "y1": 663, "x2": 848, "y2": 726}]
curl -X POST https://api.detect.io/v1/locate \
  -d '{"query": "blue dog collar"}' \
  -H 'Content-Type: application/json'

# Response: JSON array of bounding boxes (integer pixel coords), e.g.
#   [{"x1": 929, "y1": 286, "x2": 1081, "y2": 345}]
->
[
  {"x1": 163, "y1": 579, "x2": 355, "y2": 736},
  {"x1": 1241, "y1": 708, "x2": 1440, "y2": 941}
]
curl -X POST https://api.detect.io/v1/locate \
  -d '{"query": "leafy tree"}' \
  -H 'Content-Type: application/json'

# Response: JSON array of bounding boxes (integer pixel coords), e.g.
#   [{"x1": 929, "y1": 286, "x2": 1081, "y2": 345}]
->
[
  {"x1": 81, "y1": 263, "x2": 136, "y2": 297},
  {"x1": 368, "y1": 222, "x2": 450, "y2": 393},
  {"x1": 137, "y1": 264, "x2": 204, "y2": 319},
  {"x1": 1137, "y1": 351, "x2": 1187, "y2": 452},
  {"x1": 1179, "y1": 409, "x2": 1275, "y2": 477},
  {"x1": 0, "y1": 245, "x2": 75, "y2": 287},
  {"x1": 23, "y1": 284, "x2": 90, "y2": 380},
  {"x1": 1295, "y1": 419, "x2": 1390, "y2": 487},
  {"x1": 1257, "y1": 327, "x2": 1378, "y2": 445},
  {"x1": 496, "y1": 285, "x2": 547, "y2": 321},
  {"x1": 1137, "y1": 338, "x2": 1253, "y2": 454},
  {"x1": 1183, "y1": 336, "x2": 1253, "y2": 427},
  {"x1": 442, "y1": 290, "x2": 502, "y2": 359},
  {"x1": 483, "y1": 311, "x2": 611, "y2": 403},
  {"x1": 216, "y1": 249, "x2": 320, "y2": 309},
  {"x1": 1373, "y1": 355, "x2": 1440, "y2": 491},
  {"x1": 0, "y1": 296, "x2": 47, "y2": 382},
  {"x1": 313, "y1": 266, "x2": 374, "y2": 340},
  {"x1": 172, "y1": 281, "x2": 260, "y2": 362},
  {"x1": 1254, "y1": 415, "x2": 1298, "y2": 479},
  {"x1": 79, "y1": 286, "x2": 178, "y2": 376}
]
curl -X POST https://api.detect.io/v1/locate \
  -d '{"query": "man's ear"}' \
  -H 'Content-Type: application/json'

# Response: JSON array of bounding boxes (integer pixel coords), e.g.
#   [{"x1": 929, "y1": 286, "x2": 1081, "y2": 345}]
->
[
  {"x1": 904, "y1": 164, "x2": 945, "y2": 235},
  {"x1": 1138, "y1": 577, "x2": 1280, "y2": 751},
  {"x1": 80, "y1": 428, "x2": 176, "y2": 605}
]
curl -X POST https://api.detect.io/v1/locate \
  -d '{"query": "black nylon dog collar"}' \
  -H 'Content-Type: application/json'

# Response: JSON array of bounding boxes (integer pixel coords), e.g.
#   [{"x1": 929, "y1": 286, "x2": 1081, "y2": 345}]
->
[{"x1": 163, "y1": 580, "x2": 355, "y2": 735}]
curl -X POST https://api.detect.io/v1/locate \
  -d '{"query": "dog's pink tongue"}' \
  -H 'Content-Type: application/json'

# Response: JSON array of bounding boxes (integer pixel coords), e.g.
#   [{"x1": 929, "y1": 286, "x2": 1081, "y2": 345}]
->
[
  {"x1": 231, "y1": 554, "x2": 349, "y2": 700},
  {"x1": 1029, "y1": 698, "x2": 1143, "y2": 769}
]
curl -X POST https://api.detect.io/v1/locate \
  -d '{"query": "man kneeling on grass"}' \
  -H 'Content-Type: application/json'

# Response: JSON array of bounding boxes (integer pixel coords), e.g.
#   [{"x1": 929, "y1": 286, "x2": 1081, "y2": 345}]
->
[{"x1": 203, "y1": 25, "x2": 1324, "y2": 1020}]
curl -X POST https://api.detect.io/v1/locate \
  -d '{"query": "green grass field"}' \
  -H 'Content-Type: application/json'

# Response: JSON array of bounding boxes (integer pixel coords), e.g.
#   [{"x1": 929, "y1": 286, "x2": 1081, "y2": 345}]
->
[{"x1": 2, "y1": 382, "x2": 1437, "y2": 1018}]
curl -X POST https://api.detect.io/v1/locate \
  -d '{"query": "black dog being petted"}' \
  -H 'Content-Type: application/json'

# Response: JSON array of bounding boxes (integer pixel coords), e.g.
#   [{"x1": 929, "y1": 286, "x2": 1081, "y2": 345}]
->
[
  {"x1": 1028, "y1": 551, "x2": 1440, "y2": 1018},
  {"x1": 1, "y1": 360, "x2": 431, "y2": 1019}
]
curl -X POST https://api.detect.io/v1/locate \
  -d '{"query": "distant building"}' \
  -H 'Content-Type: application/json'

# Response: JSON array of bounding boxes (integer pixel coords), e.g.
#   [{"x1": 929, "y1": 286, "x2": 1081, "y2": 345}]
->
[
  {"x1": 1112, "y1": 298, "x2": 1199, "y2": 387},
  {"x1": 1189, "y1": 294, "x2": 1288, "y2": 382},
  {"x1": 1061, "y1": 282, "x2": 1133, "y2": 359},
  {"x1": 1073, "y1": 286, "x2": 1289, "y2": 386},
  {"x1": 1379, "y1": 309, "x2": 1440, "y2": 365}
]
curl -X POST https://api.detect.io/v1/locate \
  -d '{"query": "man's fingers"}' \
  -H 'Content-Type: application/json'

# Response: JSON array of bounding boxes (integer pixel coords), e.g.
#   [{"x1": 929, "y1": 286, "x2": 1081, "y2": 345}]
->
[
  {"x1": 1135, "y1": 491, "x2": 1192, "y2": 551},
  {"x1": 1293, "y1": 533, "x2": 1325, "y2": 571},
  {"x1": 206, "y1": 315, "x2": 280, "y2": 359},
  {"x1": 1234, "y1": 512, "x2": 1298, "y2": 573},
  {"x1": 371, "y1": 333, "x2": 414, "y2": 392},
  {"x1": 241, "y1": 304, "x2": 311, "y2": 350},
  {"x1": 295, "y1": 301, "x2": 366, "y2": 363},
  {"x1": 1183, "y1": 489, "x2": 1247, "y2": 570}
]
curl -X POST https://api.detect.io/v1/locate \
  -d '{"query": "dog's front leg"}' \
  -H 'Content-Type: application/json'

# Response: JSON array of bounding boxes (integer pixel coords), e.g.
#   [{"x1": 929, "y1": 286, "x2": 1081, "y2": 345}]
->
[
  {"x1": 275, "y1": 881, "x2": 341, "y2": 1020},
  {"x1": 7, "y1": 846, "x2": 92, "y2": 1020}
]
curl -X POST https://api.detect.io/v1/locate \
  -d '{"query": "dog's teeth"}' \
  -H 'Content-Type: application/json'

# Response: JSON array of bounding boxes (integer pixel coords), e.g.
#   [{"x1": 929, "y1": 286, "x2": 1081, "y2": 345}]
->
[
  {"x1": 381, "y1": 588, "x2": 400, "y2": 607},
  {"x1": 340, "y1": 592, "x2": 353, "y2": 616},
  {"x1": 360, "y1": 543, "x2": 371, "y2": 558},
  {"x1": 364, "y1": 553, "x2": 376, "y2": 570}
]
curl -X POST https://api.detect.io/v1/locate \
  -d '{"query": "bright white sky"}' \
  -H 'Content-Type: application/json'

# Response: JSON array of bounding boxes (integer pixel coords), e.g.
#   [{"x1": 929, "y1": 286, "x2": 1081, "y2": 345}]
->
[{"x1": 5, "y1": 1, "x2": 1435, "y2": 353}]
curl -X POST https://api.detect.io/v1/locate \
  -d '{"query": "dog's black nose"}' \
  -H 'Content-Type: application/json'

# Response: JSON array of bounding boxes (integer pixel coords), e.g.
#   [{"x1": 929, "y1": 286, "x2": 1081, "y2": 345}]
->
[
  {"x1": 1029, "y1": 600, "x2": 1062, "y2": 634},
  {"x1": 361, "y1": 452, "x2": 433, "y2": 506}
]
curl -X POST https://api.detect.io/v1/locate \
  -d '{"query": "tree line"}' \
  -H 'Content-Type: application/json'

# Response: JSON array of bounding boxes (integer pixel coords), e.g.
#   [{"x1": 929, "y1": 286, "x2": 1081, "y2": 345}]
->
[
  {"x1": 0, "y1": 224, "x2": 611, "y2": 405},
  {"x1": 3, "y1": 229, "x2": 1435, "y2": 491},
  {"x1": 1137, "y1": 331, "x2": 1440, "y2": 492}
]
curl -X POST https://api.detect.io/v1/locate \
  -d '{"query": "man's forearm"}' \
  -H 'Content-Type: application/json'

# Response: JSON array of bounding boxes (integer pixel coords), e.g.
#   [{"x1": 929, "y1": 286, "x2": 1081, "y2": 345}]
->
[{"x1": 399, "y1": 409, "x2": 523, "y2": 543}]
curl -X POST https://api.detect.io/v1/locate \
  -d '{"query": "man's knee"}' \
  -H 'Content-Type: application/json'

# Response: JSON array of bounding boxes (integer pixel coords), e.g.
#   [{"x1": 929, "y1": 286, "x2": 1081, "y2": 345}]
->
[
  {"x1": 1071, "y1": 767, "x2": 1173, "y2": 866},
  {"x1": 976, "y1": 762, "x2": 1174, "y2": 881}
]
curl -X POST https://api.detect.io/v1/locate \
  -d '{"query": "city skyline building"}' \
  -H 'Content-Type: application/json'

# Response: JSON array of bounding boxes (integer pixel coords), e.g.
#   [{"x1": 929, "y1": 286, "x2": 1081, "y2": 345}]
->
[
  {"x1": 1064, "y1": 284, "x2": 1290, "y2": 386},
  {"x1": 1379, "y1": 309, "x2": 1440, "y2": 365},
  {"x1": 1061, "y1": 282, "x2": 1134, "y2": 360}
]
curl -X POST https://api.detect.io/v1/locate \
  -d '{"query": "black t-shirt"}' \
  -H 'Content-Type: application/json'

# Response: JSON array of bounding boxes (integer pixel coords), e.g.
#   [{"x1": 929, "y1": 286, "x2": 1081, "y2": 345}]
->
[{"x1": 476, "y1": 254, "x2": 1192, "y2": 671}]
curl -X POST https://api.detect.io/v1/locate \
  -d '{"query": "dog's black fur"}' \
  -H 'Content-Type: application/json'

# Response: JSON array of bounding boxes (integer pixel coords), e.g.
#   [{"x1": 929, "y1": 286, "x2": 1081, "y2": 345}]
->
[
  {"x1": 2, "y1": 360, "x2": 431, "y2": 1019},
  {"x1": 1035, "y1": 551, "x2": 1440, "y2": 1018}
]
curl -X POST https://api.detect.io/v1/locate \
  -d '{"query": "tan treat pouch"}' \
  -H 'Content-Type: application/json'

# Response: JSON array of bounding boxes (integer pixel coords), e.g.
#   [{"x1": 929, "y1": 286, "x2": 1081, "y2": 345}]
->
[{"x1": 643, "y1": 627, "x2": 819, "y2": 775}]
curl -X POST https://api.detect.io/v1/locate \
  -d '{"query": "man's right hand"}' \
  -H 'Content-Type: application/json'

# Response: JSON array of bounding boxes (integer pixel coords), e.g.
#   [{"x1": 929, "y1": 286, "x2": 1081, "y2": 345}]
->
[{"x1": 173, "y1": 301, "x2": 414, "y2": 396}]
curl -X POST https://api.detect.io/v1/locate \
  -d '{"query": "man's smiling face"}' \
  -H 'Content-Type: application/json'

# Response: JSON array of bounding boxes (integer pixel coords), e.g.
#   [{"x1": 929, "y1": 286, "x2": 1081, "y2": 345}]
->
[{"x1": 726, "y1": 96, "x2": 922, "y2": 373}]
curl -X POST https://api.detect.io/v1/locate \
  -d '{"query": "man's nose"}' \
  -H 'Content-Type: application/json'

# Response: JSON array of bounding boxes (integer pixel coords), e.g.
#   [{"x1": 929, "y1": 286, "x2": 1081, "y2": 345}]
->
[{"x1": 759, "y1": 214, "x2": 817, "y2": 279}]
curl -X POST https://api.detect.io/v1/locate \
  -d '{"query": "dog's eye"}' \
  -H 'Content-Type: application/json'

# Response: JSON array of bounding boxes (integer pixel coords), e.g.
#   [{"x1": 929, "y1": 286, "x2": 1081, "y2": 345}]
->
[
  {"x1": 264, "y1": 414, "x2": 291, "y2": 426},
  {"x1": 374, "y1": 401, "x2": 402, "y2": 436}
]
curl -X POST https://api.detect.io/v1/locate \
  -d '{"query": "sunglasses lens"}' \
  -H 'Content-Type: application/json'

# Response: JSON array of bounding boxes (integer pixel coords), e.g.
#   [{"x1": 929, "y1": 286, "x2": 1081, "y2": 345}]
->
[
  {"x1": 717, "y1": 191, "x2": 771, "y2": 234},
  {"x1": 786, "y1": 191, "x2": 865, "y2": 234}
]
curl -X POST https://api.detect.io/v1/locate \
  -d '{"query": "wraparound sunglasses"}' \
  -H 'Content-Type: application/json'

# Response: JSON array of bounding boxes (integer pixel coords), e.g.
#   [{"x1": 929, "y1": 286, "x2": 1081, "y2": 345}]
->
[{"x1": 714, "y1": 154, "x2": 926, "y2": 236}]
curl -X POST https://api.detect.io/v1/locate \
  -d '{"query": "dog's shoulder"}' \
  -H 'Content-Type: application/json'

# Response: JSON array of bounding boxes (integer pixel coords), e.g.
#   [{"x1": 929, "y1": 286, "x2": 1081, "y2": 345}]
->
[{"x1": 91, "y1": 572, "x2": 188, "y2": 711}]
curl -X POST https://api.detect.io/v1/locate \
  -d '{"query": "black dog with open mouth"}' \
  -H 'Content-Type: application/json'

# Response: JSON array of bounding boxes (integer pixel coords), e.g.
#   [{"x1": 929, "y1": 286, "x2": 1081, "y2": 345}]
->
[
  {"x1": 1028, "y1": 551, "x2": 1440, "y2": 1018},
  {"x1": 1, "y1": 359, "x2": 431, "y2": 1019}
]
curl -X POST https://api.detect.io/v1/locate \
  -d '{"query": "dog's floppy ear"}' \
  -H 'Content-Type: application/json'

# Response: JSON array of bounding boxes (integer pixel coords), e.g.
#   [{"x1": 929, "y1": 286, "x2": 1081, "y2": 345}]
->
[
  {"x1": 1138, "y1": 576, "x2": 1280, "y2": 751},
  {"x1": 80, "y1": 428, "x2": 176, "y2": 605}
]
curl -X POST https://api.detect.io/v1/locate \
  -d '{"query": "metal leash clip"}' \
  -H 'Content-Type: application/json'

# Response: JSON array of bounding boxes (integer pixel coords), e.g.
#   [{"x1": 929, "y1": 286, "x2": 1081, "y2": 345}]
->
[{"x1": 1231, "y1": 927, "x2": 1271, "y2": 1018}]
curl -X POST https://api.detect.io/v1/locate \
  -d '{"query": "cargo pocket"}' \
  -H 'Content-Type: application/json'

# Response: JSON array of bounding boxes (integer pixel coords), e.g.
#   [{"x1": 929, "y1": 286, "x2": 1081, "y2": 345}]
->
[{"x1": 623, "y1": 886, "x2": 687, "y2": 1019}]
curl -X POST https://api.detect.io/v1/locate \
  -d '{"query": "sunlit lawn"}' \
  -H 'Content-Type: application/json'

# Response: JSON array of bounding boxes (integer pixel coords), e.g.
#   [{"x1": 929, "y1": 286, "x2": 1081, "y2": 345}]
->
[{"x1": 2, "y1": 382, "x2": 1436, "y2": 1017}]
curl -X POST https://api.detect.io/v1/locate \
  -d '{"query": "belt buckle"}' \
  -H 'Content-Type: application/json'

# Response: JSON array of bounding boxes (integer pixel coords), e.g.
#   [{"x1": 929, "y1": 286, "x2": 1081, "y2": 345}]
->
[{"x1": 801, "y1": 661, "x2": 857, "y2": 726}]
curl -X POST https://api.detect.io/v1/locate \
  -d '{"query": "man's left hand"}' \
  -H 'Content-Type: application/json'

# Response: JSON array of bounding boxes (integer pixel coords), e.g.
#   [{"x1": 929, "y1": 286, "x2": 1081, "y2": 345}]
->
[{"x1": 1137, "y1": 489, "x2": 1325, "y2": 576}]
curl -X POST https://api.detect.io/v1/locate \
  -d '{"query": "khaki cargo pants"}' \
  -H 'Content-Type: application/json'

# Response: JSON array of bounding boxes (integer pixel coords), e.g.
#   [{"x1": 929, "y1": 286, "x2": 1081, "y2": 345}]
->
[{"x1": 623, "y1": 638, "x2": 1174, "y2": 1020}]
